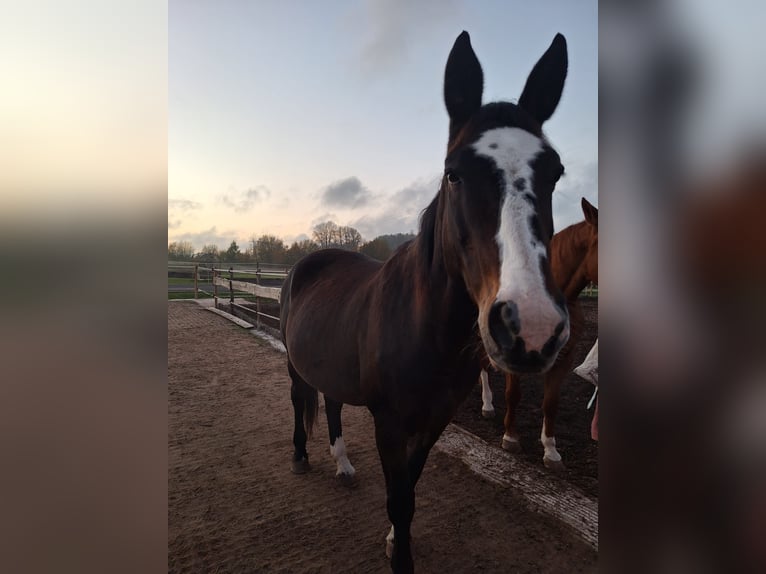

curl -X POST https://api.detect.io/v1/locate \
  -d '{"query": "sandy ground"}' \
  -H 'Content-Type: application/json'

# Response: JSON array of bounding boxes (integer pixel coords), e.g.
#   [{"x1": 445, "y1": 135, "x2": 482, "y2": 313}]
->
[
  {"x1": 245, "y1": 297, "x2": 598, "y2": 496},
  {"x1": 169, "y1": 301, "x2": 597, "y2": 573}
]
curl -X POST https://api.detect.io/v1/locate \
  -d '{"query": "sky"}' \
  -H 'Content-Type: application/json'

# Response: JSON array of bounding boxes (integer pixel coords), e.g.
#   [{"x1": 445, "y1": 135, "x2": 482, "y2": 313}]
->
[{"x1": 169, "y1": 0, "x2": 598, "y2": 250}]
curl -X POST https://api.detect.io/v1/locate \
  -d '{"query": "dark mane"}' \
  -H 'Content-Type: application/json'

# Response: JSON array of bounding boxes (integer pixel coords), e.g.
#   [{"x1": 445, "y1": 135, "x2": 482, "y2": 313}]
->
[{"x1": 414, "y1": 189, "x2": 440, "y2": 274}]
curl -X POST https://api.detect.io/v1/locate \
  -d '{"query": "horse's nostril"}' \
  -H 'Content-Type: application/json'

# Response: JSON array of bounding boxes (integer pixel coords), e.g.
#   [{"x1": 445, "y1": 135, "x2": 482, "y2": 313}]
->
[
  {"x1": 499, "y1": 302, "x2": 520, "y2": 334},
  {"x1": 554, "y1": 320, "x2": 566, "y2": 337},
  {"x1": 541, "y1": 334, "x2": 560, "y2": 359},
  {"x1": 489, "y1": 302, "x2": 517, "y2": 349}
]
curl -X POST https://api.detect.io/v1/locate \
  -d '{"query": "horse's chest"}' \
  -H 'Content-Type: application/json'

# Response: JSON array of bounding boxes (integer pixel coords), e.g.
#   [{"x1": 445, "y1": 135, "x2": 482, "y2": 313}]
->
[{"x1": 399, "y1": 358, "x2": 479, "y2": 422}]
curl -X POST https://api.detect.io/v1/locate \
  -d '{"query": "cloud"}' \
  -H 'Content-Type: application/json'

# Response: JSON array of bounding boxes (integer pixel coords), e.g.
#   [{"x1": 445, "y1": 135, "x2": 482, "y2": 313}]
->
[
  {"x1": 220, "y1": 185, "x2": 271, "y2": 213},
  {"x1": 320, "y1": 177, "x2": 371, "y2": 209},
  {"x1": 357, "y1": 0, "x2": 457, "y2": 76},
  {"x1": 350, "y1": 175, "x2": 440, "y2": 238},
  {"x1": 168, "y1": 219, "x2": 182, "y2": 230},
  {"x1": 552, "y1": 160, "x2": 599, "y2": 230},
  {"x1": 169, "y1": 226, "x2": 240, "y2": 251},
  {"x1": 283, "y1": 233, "x2": 310, "y2": 245},
  {"x1": 310, "y1": 212, "x2": 339, "y2": 228},
  {"x1": 168, "y1": 198, "x2": 202, "y2": 211}
]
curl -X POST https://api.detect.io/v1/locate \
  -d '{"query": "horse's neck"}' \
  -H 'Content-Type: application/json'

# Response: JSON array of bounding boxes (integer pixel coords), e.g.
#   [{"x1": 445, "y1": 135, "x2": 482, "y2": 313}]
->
[
  {"x1": 400, "y1": 230, "x2": 478, "y2": 351},
  {"x1": 551, "y1": 224, "x2": 590, "y2": 301}
]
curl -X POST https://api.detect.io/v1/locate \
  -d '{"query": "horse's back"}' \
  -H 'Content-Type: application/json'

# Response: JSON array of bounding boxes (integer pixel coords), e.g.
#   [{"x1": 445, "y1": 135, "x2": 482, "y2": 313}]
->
[{"x1": 289, "y1": 249, "x2": 380, "y2": 295}]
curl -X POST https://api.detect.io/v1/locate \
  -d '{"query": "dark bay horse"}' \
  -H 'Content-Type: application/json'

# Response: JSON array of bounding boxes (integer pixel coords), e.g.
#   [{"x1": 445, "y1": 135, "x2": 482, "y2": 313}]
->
[
  {"x1": 280, "y1": 31, "x2": 569, "y2": 573},
  {"x1": 480, "y1": 198, "x2": 598, "y2": 470}
]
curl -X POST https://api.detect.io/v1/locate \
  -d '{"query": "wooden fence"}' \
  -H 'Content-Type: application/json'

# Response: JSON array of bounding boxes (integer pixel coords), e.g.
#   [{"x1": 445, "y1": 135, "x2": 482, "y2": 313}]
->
[
  {"x1": 210, "y1": 265, "x2": 288, "y2": 330},
  {"x1": 170, "y1": 260, "x2": 595, "y2": 330}
]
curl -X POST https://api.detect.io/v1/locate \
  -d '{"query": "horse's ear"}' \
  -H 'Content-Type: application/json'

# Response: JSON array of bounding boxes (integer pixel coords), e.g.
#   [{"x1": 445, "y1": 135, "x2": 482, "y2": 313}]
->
[
  {"x1": 581, "y1": 197, "x2": 598, "y2": 227},
  {"x1": 444, "y1": 31, "x2": 484, "y2": 141},
  {"x1": 518, "y1": 34, "x2": 568, "y2": 126}
]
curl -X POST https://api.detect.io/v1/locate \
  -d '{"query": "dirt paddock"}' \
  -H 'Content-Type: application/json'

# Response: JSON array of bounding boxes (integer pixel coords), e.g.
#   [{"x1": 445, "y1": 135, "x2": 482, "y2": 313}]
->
[{"x1": 169, "y1": 301, "x2": 598, "y2": 573}]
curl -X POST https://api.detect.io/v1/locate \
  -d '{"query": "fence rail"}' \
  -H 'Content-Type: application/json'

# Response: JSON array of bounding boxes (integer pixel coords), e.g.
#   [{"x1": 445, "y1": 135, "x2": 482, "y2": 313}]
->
[
  {"x1": 212, "y1": 276, "x2": 282, "y2": 302},
  {"x1": 170, "y1": 262, "x2": 596, "y2": 327},
  {"x1": 208, "y1": 266, "x2": 288, "y2": 329}
]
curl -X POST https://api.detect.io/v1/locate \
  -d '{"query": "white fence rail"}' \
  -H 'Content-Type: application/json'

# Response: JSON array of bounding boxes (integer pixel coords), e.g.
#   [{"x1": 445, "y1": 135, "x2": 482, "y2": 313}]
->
[
  {"x1": 210, "y1": 266, "x2": 288, "y2": 329},
  {"x1": 212, "y1": 276, "x2": 281, "y2": 302}
]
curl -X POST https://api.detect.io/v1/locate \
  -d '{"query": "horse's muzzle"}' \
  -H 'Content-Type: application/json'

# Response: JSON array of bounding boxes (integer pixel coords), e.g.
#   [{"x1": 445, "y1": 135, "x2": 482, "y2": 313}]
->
[{"x1": 487, "y1": 300, "x2": 569, "y2": 373}]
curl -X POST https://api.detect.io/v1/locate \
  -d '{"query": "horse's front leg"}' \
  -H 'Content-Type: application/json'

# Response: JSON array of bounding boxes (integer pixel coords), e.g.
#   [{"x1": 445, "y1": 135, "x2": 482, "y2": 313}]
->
[
  {"x1": 374, "y1": 411, "x2": 414, "y2": 574},
  {"x1": 502, "y1": 372, "x2": 523, "y2": 452},
  {"x1": 540, "y1": 303, "x2": 583, "y2": 471},
  {"x1": 479, "y1": 370, "x2": 495, "y2": 418},
  {"x1": 541, "y1": 364, "x2": 567, "y2": 471}
]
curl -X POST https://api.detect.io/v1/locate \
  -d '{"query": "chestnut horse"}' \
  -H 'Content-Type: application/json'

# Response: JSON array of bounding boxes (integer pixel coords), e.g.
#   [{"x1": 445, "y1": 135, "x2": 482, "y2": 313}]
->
[
  {"x1": 480, "y1": 198, "x2": 598, "y2": 470},
  {"x1": 281, "y1": 31, "x2": 569, "y2": 572}
]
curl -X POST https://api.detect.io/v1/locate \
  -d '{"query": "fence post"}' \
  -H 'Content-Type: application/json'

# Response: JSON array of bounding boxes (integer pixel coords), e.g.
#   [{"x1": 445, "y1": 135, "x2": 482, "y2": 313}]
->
[
  {"x1": 194, "y1": 264, "x2": 198, "y2": 299},
  {"x1": 213, "y1": 266, "x2": 218, "y2": 308},
  {"x1": 255, "y1": 261, "x2": 261, "y2": 330},
  {"x1": 229, "y1": 266, "x2": 234, "y2": 311}
]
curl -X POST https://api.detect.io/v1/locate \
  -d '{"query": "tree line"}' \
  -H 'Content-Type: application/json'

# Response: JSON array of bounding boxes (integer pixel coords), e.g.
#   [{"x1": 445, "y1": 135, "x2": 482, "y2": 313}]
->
[{"x1": 168, "y1": 220, "x2": 415, "y2": 264}]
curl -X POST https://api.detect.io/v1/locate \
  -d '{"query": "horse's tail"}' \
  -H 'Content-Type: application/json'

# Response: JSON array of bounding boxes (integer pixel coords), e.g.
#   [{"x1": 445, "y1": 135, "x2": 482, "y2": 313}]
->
[
  {"x1": 287, "y1": 359, "x2": 318, "y2": 440},
  {"x1": 303, "y1": 385, "x2": 318, "y2": 439},
  {"x1": 281, "y1": 263, "x2": 318, "y2": 438},
  {"x1": 279, "y1": 267, "x2": 293, "y2": 345}
]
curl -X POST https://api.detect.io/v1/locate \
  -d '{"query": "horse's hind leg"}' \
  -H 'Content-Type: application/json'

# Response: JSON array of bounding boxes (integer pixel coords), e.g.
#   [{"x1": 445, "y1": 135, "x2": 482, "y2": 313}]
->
[
  {"x1": 288, "y1": 361, "x2": 311, "y2": 474},
  {"x1": 324, "y1": 395, "x2": 356, "y2": 485}
]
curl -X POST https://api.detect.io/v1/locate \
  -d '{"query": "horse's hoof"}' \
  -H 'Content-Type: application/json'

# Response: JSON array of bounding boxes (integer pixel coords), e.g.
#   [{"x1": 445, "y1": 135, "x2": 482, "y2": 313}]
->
[
  {"x1": 291, "y1": 458, "x2": 311, "y2": 474},
  {"x1": 481, "y1": 408, "x2": 495, "y2": 419},
  {"x1": 501, "y1": 437, "x2": 521, "y2": 453},
  {"x1": 543, "y1": 457, "x2": 565, "y2": 472},
  {"x1": 336, "y1": 472, "x2": 357, "y2": 488}
]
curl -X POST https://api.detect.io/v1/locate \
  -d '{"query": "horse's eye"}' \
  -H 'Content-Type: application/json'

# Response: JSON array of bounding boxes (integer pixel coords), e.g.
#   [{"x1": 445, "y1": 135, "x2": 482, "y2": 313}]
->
[{"x1": 446, "y1": 171, "x2": 461, "y2": 185}]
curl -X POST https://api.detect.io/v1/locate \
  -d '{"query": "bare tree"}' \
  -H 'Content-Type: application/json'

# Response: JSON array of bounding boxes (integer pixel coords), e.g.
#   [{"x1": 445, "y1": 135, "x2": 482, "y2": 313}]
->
[
  {"x1": 197, "y1": 244, "x2": 220, "y2": 262},
  {"x1": 168, "y1": 241, "x2": 195, "y2": 260},
  {"x1": 338, "y1": 226, "x2": 363, "y2": 250},
  {"x1": 312, "y1": 221, "x2": 339, "y2": 248}
]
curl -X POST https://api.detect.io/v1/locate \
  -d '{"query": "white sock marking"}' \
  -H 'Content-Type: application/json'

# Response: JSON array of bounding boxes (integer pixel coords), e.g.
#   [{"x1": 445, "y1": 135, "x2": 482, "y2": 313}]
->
[
  {"x1": 480, "y1": 370, "x2": 494, "y2": 412},
  {"x1": 330, "y1": 436, "x2": 356, "y2": 476},
  {"x1": 502, "y1": 433, "x2": 519, "y2": 444},
  {"x1": 540, "y1": 419, "x2": 562, "y2": 462}
]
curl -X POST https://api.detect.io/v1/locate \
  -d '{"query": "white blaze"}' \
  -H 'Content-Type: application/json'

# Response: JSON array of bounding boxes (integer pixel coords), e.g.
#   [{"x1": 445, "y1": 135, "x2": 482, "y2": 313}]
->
[{"x1": 472, "y1": 127, "x2": 565, "y2": 352}]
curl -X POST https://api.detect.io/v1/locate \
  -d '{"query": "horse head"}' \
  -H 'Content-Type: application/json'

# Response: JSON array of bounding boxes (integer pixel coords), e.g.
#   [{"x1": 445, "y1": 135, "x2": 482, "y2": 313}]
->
[{"x1": 439, "y1": 31, "x2": 570, "y2": 374}]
